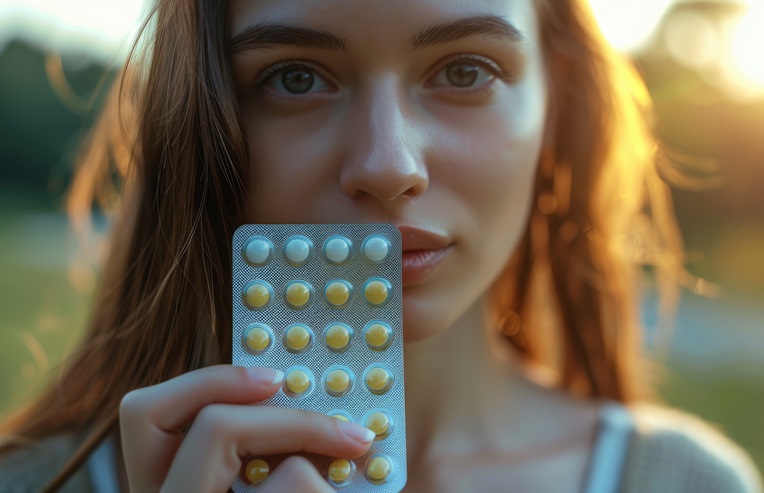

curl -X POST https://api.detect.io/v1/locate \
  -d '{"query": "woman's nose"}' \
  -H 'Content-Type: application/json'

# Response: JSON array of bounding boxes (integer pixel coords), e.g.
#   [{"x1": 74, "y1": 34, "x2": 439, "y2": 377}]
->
[{"x1": 338, "y1": 81, "x2": 429, "y2": 202}]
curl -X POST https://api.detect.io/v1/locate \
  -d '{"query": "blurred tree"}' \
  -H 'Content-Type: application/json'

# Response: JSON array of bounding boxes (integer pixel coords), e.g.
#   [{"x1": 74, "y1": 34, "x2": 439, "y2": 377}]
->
[{"x1": 0, "y1": 40, "x2": 115, "y2": 200}]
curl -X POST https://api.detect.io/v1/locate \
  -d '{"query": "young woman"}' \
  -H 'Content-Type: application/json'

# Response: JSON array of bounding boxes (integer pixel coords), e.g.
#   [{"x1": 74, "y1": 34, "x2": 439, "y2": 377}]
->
[{"x1": 1, "y1": 0, "x2": 761, "y2": 491}]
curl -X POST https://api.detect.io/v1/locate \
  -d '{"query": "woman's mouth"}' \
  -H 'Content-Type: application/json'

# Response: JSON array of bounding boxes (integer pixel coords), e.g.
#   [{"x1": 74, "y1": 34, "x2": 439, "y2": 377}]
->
[{"x1": 397, "y1": 226, "x2": 452, "y2": 287}]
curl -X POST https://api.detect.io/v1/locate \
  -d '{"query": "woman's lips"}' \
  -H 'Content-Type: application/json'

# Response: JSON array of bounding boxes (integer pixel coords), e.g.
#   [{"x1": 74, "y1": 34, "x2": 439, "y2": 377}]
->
[
  {"x1": 397, "y1": 226, "x2": 452, "y2": 287},
  {"x1": 401, "y1": 247, "x2": 451, "y2": 287}
]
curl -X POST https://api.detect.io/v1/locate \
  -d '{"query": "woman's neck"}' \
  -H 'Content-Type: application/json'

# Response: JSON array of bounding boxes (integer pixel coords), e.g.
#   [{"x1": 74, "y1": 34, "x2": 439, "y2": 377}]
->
[{"x1": 403, "y1": 298, "x2": 599, "y2": 469}]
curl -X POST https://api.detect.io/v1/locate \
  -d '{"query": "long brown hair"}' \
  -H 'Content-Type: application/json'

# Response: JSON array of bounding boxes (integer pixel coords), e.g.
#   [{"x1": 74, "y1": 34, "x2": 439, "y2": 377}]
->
[
  {"x1": 1, "y1": 0, "x2": 685, "y2": 488},
  {"x1": 490, "y1": 0, "x2": 684, "y2": 401}
]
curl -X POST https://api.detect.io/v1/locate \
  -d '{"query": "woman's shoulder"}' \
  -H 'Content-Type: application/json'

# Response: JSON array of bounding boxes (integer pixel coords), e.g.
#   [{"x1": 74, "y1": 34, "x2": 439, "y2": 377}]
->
[
  {"x1": 0, "y1": 434, "x2": 94, "y2": 493},
  {"x1": 619, "y1": 402, "x2": 763, "y2": 493}
]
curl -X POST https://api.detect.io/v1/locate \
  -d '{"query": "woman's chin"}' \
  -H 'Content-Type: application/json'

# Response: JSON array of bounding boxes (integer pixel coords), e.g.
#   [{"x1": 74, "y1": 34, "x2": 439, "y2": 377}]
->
[{"x1": 400, "y1": 295, "x2": 456, "y2": 344}]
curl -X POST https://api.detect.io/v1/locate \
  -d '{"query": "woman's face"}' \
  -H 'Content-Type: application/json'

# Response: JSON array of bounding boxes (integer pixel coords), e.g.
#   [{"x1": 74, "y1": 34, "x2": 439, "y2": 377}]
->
[{"x1": 230, "y1": 0, "x2": 549, "y2": 342}]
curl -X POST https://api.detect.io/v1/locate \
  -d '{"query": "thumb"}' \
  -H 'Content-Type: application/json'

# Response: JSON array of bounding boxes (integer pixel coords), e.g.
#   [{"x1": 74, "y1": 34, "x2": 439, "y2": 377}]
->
[{"x1": 256, "y1": 456, "x2": 335, "y2": 493}]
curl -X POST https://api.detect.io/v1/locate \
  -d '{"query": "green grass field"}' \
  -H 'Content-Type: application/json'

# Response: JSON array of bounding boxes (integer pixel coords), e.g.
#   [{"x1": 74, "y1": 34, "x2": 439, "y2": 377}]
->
[{"x1": 0, "y1": 189, "x2": 92, "y2": 415}]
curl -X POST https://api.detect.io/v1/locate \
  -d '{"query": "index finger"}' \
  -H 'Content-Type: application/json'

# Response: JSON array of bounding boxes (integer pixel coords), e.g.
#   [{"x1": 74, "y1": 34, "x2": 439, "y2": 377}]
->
[{"x1": 120, "y1": 365, "x2": 284, "y2": 432}]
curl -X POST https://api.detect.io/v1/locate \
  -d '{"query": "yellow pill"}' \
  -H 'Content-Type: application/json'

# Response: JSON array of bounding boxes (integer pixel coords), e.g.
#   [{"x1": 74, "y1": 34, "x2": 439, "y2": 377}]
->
[
  {"x1": 325, "y1": 369, "x2": 351, "y2": 395},
  {"x1": 285, "y1": 281, "x2": 311, "y2": 308},
  {"x1": 366, "y1": 456, "x2": 391, "y2": 481},
  {"x1": 285, "y1": 369, "x2": 311, "y2": 394},
  {"x1": 365, "y1": 367, "x2": 392, "y2": 393},
  {"x1": 243, "y1": 282, "x2": 270, "y2": 308},
  {"x1": 363, "y1": 280, "x2": 389, "y2": 305},
  {"x1": 285, "y1": 325, "x2": 311, "y2": 351},
  {"x1": 325, "y1": 324, "x2": 350, "y2": 351},
  {"x1": 365, "y1": 412, "x2": 390, "y2": 436},
  {"x1": 325, "y1": 281, "x2": 351, "y2": 307},
  {"x1": 328, "y1": 459, "x2": 352, "y2": 483},
  {"x1": 330, "y1": 412, "x2": 350, "y2": 422},
  {"x1": 245, "y1": 326, "x2": 270, "y2": 352},
  {"x1": 244, "y1": 458, "x2": 269, "y2": 484},
  {"x1": 365, "y1": 323, "x2": 390, "y2": 349}
]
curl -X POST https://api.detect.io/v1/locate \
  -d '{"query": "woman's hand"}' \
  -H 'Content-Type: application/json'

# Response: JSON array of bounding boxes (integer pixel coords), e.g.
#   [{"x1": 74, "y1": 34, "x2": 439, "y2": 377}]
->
[{"x1": 120, "y1": 365, "x2": 375, "y2": 493}]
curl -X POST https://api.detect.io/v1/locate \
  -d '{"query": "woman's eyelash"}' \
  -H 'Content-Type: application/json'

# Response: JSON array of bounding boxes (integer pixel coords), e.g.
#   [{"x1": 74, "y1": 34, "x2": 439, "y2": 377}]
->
[
  {"x1": 445, "y1": 53, "x2": 517, "y2": 82},
  {"x1": 254, "y1": 59, "x2": 313, "y2": 86}
]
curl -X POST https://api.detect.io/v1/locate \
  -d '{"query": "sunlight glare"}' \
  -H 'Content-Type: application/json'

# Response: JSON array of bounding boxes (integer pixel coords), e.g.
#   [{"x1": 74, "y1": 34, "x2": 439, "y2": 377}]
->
[
  {"x1": 0, "y1": 0, "x2": 145, "y2": 61},
  {"x1": 665, "y1": 10, "x2": 721, "y2": 70},
  {"x1": 589, "y1": 0, "x2": 675, "y2": 52},
  {"x1": 730, "y1": 3, "x2": 764, "y2": 87}
]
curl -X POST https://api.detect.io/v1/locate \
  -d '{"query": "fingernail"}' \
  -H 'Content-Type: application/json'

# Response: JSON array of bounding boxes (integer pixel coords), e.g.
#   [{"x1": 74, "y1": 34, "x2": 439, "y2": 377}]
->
[
  {"x1": 338, "y1": 420, "x2": 376, "y2": 445},
  {"x1": 248, "y1": 367, "x2": 284, "y2": 386}
]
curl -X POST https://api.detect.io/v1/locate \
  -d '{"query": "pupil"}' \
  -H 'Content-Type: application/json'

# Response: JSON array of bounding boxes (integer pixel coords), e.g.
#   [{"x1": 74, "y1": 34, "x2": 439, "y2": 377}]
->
[
  {"x1": 282, "y1": 69, "x2": 314, "y2": 94},
  {"x1": 446, "y1": 63, "x2": 479, "y2": 87}
]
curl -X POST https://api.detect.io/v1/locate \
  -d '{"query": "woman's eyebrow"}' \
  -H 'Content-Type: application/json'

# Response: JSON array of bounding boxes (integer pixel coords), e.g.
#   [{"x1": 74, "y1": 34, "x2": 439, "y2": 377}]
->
[
  {"x1": 229, "y1": 15, "x2": 523, "y2": 54},
  {"x1": 411, "y1": 15, "x2": 524, "y2": 50},
  {"x1": 230, "y1": 24, "x2": 348, "y2": 54}
]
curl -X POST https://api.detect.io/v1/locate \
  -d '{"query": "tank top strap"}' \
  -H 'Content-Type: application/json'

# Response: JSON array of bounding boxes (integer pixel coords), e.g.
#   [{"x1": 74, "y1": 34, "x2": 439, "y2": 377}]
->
[
  {"x1": 87, "y1": 436, "x2": 121, "y2": 493},
  {"x1": 580, "y1": 401, "x2": 635, "y2": 493}
]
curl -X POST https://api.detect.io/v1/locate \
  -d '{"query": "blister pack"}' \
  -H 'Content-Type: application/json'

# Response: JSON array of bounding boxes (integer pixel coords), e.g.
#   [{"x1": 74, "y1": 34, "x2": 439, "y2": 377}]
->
[{"x1": 231, "y1": 223, "x2": 406, "y2": 492}]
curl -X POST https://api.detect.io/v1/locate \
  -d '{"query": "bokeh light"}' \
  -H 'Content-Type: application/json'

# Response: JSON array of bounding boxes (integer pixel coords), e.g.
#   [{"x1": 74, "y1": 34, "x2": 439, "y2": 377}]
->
[
  {"x1": 730, "y1": 2, "x2": 764, "y2": 87},
  {"x1": 589, "y1": 0, "x2": 676, "y2": 52},
  {"x1": 665, "y1": 9, "x2": 721, "y2": 71},
  {"x1": 654, "y1": 0, "x2": 764, "y2": 101}
]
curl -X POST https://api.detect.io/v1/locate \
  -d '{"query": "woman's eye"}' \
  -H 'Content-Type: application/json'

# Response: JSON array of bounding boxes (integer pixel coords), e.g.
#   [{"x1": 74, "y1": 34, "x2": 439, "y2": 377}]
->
[
  {"x1": 262, "y1": 65, "x2": 332, "y2": 95},
  {"x1": 431, "y1": 61, "x2": 495, "y2": 89}
]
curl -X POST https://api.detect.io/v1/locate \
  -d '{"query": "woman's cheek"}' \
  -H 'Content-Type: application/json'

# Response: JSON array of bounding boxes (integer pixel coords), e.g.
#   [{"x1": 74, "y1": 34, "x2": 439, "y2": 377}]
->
[
  {"x1": 432, "y1": 115, "x2": 542, "y2": 202},
  {"x1": 247, "y1": 119, "x2": 338, "y2": 198}
]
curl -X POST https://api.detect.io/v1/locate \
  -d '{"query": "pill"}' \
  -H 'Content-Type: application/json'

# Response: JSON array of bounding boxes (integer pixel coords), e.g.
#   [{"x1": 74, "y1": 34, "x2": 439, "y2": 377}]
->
[
  {"x1": 244, "y1": 325, "x2": 271, "y2": 353},
  {"x1": 365, "y1": 366, "x2": 392, "y2": 394},
  {"x1": 244, "y1": 458, "x2": 269, "y2": 484},
  {"x1": 325, "y1": 369, "x2": 351, "y2": 395},
  {"x1": 284, "y1": 237, "x2": 311, "y2": 264},
  {"x1": 285, "y1": 369, "x2": 311, "y2": 395},
  {"x1": 244, "y1": 238, "x2": 272, "y2": 265},
  {"x1": 363, "y1": 236, "x2": 389, "y2": 262},
  {"x1": 366, "y1": 456, "x2": 392, "y2": 482},
  {"x1": 363, "y1": 279, "x2": 389, "y2": 306},
  {"x1": 324, "y1": 324, "x2": 351, "y2": 351},
  {"x1": 284, "y1": 325, "x2": 311, "y2": 352},
  {"x1": 324, "y1": 236, "x2": 351, "y2": 264},
  {"x1": 327, "y1": 459, "x2": 352, "y2": 483},
  {"x1": 285, "y1": 281, "x2": 312, "y2": 308},
  {"x1": 243, "y1": 281, "x2": 271, "y2": 309},
  {"x1": 325, "y1": 280, "x2": 351, "y2": 307},
  {"x1": 364, "y1": 322, "x2": 391, "y2": 349},
  {"x1": 365, "y1": 412, "x2": 390, "y2": 437},
  {"x1": 328, "y1": 410, "x2": 352, "y2": 422}
]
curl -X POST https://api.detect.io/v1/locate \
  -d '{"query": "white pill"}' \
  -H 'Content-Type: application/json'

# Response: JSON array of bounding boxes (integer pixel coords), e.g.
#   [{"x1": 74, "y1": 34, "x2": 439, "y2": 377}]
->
[
  {"x1": 285, "y1": 239, "x2": 310, "y2": 263},
  {"x1": 245, "y1": 239, "x2": 271, "y2": 265},
  {"x1": 325, "y1": 237, "x2": 350, "y2": 263},
  {"x1": 364, "y1": 237, "x2": 389, "y2": 262}
]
